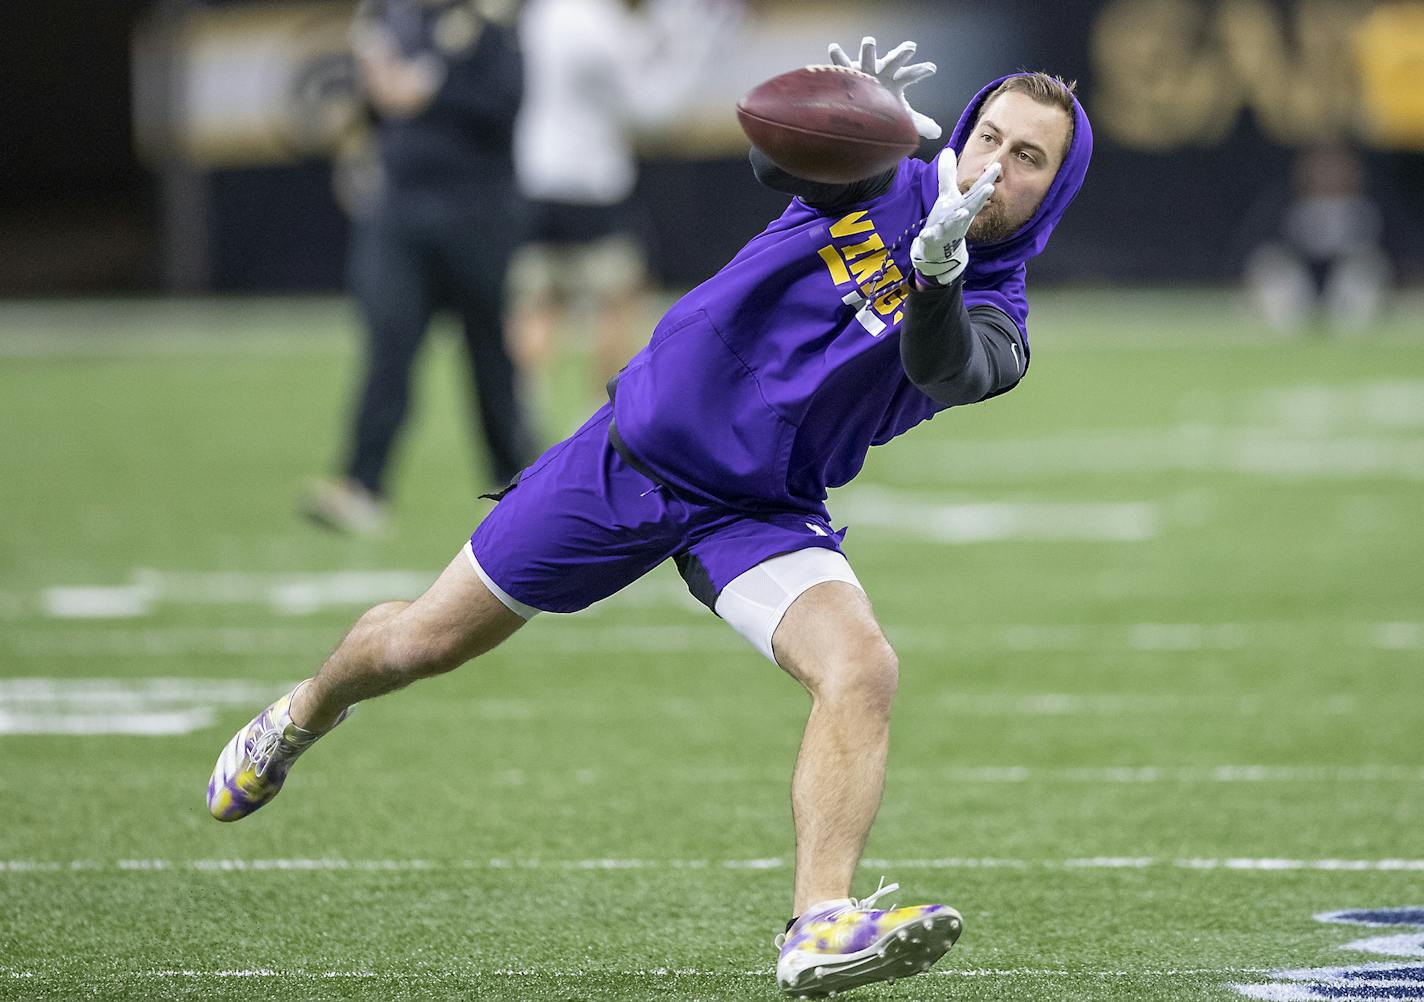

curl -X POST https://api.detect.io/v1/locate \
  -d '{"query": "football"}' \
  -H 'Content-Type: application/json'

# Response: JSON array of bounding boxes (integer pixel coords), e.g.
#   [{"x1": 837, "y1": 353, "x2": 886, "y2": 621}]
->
[{"x1": 736, "y1": 65, "x2": 920, "y2": 184}]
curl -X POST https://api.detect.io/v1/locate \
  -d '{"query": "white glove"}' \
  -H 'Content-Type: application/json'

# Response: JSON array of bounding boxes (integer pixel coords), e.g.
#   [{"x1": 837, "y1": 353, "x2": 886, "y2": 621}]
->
[
  {"x1": 827, "y1": 36, "x2": 941, "y2": 140},
  {"x1": 910, "y1": 149, "x2": 999, "y2": 286}
]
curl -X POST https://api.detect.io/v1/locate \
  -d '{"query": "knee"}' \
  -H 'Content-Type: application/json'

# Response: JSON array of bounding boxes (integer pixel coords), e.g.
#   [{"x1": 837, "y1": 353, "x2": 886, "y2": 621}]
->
[{"x1": 812, "y1": 637, "x2": 899, "y2": 716}]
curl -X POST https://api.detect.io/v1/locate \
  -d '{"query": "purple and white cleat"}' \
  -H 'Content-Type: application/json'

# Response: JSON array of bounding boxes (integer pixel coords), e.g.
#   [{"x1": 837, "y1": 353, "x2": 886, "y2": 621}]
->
[
  {"x1": 774, "y1": 879, "x2": 963, "y2": 997},
  {"x1": 206, "y1": 680, "x2": 350, "y2": 822}
]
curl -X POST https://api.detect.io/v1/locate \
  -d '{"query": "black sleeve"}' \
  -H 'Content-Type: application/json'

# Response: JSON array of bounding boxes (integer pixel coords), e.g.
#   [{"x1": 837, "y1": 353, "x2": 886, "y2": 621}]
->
[
  {"x1": 748, "y1": 147, "x2": 897, "y2": 211},
  {"x1": 899, "y1": 279, "x2": 1026, "y2": 406}
]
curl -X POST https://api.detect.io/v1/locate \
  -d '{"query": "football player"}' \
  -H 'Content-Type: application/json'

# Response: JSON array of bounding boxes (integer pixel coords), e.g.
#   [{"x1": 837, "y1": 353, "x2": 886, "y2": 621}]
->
[{"x1": 209, "y1": 36, "x2": 1092, "y2": 998}]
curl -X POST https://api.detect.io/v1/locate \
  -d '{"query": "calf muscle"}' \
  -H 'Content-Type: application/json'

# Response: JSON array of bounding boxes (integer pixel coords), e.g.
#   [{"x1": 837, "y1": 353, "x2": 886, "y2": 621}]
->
[{"x1": 290, "y1": 552, "x2": 526, "y2": 731}]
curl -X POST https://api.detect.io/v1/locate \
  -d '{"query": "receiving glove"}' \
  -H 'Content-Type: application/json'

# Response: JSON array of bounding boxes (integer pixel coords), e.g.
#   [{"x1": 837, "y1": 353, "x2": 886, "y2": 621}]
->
[
  {"x1": 827, "y1": 35, "x2": 941, "y2": 140},
  {"x1": 910, "y1": 148, "x2": 999, "y2": 286}
]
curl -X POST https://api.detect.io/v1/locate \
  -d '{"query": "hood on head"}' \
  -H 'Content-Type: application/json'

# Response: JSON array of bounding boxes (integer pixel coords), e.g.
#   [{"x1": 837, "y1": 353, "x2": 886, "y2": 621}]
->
[{"x1": 924, "y1": 72, "x2": 1094, "y2": 287}]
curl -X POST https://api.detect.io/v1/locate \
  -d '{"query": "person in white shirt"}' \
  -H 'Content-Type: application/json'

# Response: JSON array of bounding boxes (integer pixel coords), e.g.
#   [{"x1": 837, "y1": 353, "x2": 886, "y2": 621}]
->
[{"x1": 508, "y1": 0, "x2": 739, "y2": 405}]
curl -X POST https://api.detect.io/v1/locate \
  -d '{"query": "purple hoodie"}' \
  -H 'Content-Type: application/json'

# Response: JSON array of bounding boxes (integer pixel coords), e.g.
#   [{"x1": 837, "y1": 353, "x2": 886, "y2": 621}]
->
[{"x1": 611, "y1": 74, "x2": 1094, "y2": 513}]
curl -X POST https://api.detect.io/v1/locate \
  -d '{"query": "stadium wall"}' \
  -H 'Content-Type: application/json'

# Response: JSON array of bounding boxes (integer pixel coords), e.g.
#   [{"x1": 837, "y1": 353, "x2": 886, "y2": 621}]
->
[{"x1": 4, "y1": 0, "x2": 1424, "y2": 293}]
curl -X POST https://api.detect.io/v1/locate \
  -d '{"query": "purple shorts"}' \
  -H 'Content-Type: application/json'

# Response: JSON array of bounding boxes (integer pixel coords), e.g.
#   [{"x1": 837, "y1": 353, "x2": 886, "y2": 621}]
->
[{"x1": 467, "y1": 405, "x2": 845, "y2": 614}]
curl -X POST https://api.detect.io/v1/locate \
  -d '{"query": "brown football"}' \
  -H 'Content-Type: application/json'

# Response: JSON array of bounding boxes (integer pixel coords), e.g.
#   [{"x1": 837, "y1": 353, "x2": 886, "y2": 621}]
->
[{"x1": 736, "y1": 65, "x2": 920, "y2": 184}]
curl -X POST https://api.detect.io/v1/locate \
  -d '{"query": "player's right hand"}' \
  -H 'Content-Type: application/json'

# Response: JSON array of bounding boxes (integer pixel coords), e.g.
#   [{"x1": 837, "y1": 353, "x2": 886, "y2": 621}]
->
[
  {"x1": 910, "y1": 149, "x2": 998, "y2": 285},
  {"x1": 828, "y1": 36, "x2": 941, "y2": 140}
]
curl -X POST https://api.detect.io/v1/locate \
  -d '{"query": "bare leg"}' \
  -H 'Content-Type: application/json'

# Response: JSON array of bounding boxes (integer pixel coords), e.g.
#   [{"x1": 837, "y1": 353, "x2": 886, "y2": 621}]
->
[
  {"x1": 771, "y1": 582, "x2": 899, "y2": 915},
  {"x1": 508, "y1": 297, "x2": 562, "y2": 374},
  {"x1": 591, "y1": 284, "x2": 646, "y2": 391},
  {"x1": 290, "y1": 551, "x2": 526, "y2": 731}
]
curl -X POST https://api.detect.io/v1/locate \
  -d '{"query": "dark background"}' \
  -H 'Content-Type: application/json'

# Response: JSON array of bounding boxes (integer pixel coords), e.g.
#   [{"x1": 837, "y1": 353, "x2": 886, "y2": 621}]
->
[{"x1": 3, "y1": 0, "x2": 1421, "y2": 295}]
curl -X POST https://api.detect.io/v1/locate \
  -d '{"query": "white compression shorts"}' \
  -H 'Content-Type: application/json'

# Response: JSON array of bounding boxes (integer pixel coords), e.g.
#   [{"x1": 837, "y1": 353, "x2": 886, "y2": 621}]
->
[
  {"x1": 466, "y1": 538, "x2": 863, "y2": 665},
  {"x1": 714, "y1": 547, "x2": 864, "y2": 665}
]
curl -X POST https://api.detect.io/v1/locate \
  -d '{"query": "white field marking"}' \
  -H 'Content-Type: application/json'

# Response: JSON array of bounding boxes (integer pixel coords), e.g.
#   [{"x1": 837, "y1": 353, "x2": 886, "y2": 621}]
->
[
  {"x1": 142, "y1": 970, "x2": 378, "y2": 979},
  {"x1": 1175, "y1": 859, "x2": 1424, "y2": 871},
  {"x1": 1235, "y1": 985, "x2": 1416, "y2": 1001},
  {"x1": 40, "y1": 586, "x2": 152, "y2": 619},
  {"x1": 40, "y1": 569, "x2": 436, "y2": 619},
  {"x1": 4, "y1": 620, "x2": 1420, "y2": 660},
  {"x1": 0, "y1": 678, "x2": 281, "y2": 706},
  {"x1": 894, "y1": 620, "x2": 1424, "y2": 653},
  {"x1": 1373, "y1": 622, "x2": 1424, "y2": 651},
  {"x1": 6, "y1": 857, "x2": 1424, "y2": 875},
  {"x1": 1340, "y1": 934, "x2": 1424, "y2": 958},
  {"x1": 0, "y1": 966, "x2": 1262, "y2": 981},
  {"x1": 1253, "y1": 381, "x2": 1424, "y2": 432},
  {"x1": 1234, "y1": 963, "x2": 1424, "y2": 1001},
  {"x1": 1274, "y1": 962, "x2": 1424, "y2": 981},
  {"x1": 0, "y1": 708, "x2": 215, "y2": 736},
  {"x1": 893, "y1": 426, "x2": 1424, "y2": 482},
  {"x1": 542, "y1": 763, "x2": 1424, "y2": 786},
  {"x1": 836, "y1": 487, "x2": 1158, "y2": 542},
  {"x1": 0, "y1": 624, "x2": 737, "y2": 658},
  {"x1": 29, "y1": 567, "x2": 705, "y2": 621},
  {"x1": 934, "y1": 692, "x2": 1359, "y2": 717},
  {"x1": 2, "y1": 626, "x2": 340, "y2": 658},
  {"x1": 661, "y1": 764, "x2": 1424, "y2": 785},
  {"x1": 1317, "y1": 908, "x2": 1424, "y2": 928},
  {"x1": 0, "y1": 678, "x2": 282, "y2": 736}
]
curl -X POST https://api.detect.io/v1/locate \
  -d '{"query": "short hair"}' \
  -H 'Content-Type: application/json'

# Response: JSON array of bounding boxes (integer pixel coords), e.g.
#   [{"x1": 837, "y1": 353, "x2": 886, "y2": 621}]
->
[{"x1": 974, "y1": 72, "x2": 1078, "y2": 161}]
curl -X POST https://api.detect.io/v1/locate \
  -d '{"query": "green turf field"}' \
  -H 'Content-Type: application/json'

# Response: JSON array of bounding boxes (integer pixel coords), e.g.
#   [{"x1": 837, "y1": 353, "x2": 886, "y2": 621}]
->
[{"x1": 1, "y1": 292, "x2": 1422, "y2": 1001}]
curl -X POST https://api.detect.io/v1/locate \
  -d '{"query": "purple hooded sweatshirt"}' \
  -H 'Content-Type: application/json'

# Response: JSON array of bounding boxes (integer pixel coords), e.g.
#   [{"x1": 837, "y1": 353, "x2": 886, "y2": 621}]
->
[{"x1": 610, "y1": 73, "x2": 1094, "y2": 513}]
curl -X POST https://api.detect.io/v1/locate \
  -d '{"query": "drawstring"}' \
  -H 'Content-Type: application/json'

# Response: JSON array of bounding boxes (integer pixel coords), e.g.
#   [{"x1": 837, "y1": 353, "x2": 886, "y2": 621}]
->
[{"x1": 847, "y1": 217, "x2": 928, "y2": 312}]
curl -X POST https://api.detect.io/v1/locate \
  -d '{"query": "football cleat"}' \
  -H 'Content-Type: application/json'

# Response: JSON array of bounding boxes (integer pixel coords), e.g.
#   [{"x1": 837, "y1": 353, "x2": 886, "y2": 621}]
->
[
  {"x1": 775, "y1": 878, "x2": 962, "y2": 997},
  {"x1": 206, "y1": 680, "x2": 350, "y2": 822}
]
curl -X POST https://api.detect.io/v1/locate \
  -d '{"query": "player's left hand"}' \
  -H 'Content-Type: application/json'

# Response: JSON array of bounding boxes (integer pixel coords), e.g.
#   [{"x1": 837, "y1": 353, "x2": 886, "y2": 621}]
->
[
  {"x1": 827, "y1": 36, "x2": 941, "y2": 140},
  {"x1": 910, "y1": 149, "x2": 999, "y2": 285}
]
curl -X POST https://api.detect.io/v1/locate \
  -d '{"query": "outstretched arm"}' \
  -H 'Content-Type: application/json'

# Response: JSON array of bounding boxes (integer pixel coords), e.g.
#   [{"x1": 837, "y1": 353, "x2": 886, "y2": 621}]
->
[
  {"x1": 748, "y1": 147, "x2": 897, "y2": 210},
  {"x1": 901, "y1": 145, "x2": 1023, "y2": 404},
  {"x1": 900, "y1": 280, "x2": 1024, "y2": 405}
]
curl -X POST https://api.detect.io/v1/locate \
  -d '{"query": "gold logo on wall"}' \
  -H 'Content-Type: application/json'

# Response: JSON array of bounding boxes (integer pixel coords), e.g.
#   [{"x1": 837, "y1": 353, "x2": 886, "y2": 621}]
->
[{"x1": 1090, "y1": 0, "x2": 1421, "y2": 150}]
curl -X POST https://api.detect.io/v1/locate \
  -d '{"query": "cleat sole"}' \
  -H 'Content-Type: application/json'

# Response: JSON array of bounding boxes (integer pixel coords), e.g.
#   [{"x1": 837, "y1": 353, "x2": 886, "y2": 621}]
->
[{"x1": 777, "y1": 907, "x2": 964, "y2": 997}]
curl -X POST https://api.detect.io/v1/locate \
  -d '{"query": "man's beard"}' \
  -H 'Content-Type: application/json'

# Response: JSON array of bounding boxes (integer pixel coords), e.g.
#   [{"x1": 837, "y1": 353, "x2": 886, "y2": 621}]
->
[{"x1": 959, "y1": 179, "x2": 1017, "y2": 243}]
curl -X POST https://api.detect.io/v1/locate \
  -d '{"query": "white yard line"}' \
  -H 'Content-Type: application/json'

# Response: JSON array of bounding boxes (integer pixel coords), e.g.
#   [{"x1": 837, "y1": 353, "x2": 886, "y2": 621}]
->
[
  {"x1": 0, "y1": 678, "x2": 285, "y2": 735},
  {"x1": 4, "y1": 857, "x2": 1422, "y2": 874},
  {"x1": 5, "y1": 621, "x2": 1419, "y2": 657},
  {"x1": 837, "y1": 488, "x2": 1159, "y2": 542},
  {"x1": 0, "y1": 964, "x2": 1260, "y2": 980},
  {"x1": 886, "y1": 427, "x2": 1424, "y2": 482},
  {"x1": 11, "y1": 677, "x2": 1422, "y2": 737},
  {"x1": 40, "y1": 569, "x2": 437, "y2": 619}
]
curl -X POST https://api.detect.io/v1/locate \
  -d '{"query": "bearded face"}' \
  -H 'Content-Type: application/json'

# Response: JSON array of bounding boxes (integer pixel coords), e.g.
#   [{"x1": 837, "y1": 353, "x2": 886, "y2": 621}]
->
[
  {"x1": 954, "y1": 91, "x2": 1072, "y2": 245},
  {"x1": 959, "y1": 177, "x2": 1017, "y2": 243}
]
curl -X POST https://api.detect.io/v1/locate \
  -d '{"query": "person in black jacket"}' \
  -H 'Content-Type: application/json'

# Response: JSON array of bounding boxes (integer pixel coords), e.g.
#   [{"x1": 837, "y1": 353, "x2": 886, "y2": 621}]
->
[{"x1": 306, "y1": 0, "x2": 536, "y2": 535}]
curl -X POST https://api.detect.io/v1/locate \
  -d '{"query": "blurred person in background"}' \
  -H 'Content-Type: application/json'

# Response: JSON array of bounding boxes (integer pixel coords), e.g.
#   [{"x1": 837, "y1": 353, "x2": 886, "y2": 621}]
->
[
  {"x1": 506, "y1": 0, "x2": 739, "y2": 413},
  {"x1": 1243, "y1": 145, "x2": 1392, "y2": 335},
  {"x1": 305, "y1": 0, "x2": 536, "y2": 536}
]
